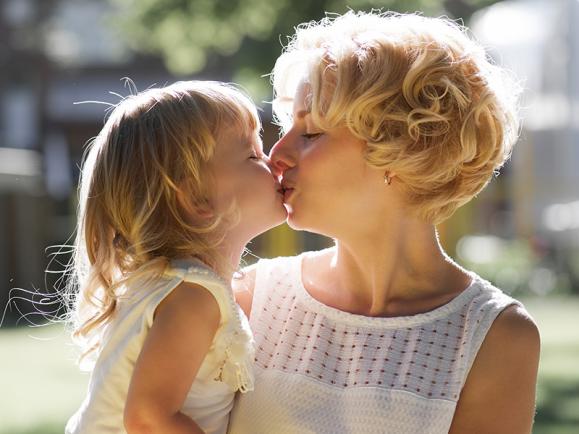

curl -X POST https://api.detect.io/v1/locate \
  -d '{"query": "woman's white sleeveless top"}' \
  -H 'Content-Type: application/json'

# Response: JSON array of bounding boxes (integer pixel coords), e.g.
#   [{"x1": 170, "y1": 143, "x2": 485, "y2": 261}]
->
[
  {"x1": 228, "y1": 253, "x2": 520, "y2": 434},
  {"x1": 66, "y1": 259, "x2": 254, "y2": 434}
]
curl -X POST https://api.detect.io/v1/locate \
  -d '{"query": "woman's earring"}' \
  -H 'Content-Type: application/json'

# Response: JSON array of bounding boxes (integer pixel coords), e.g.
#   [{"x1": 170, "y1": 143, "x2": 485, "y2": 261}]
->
[{"x1": 384, "y1": 173, "x2": 392, "y2": 185}]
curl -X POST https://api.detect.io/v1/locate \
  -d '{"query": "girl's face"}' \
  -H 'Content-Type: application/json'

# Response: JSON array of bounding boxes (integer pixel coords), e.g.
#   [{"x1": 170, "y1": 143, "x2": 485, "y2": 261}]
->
[
  {"x1": 269, "y1": 81, "x2": 386, "y2": 238},
  {"x1": 210, "y1": 127, "x2": 287, "y2": 242}
]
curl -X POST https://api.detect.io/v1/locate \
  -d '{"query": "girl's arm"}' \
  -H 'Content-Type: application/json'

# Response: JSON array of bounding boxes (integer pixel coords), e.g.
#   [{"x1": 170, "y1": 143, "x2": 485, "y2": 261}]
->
[
  {"x1": 232, "y1": 263, "x2": 258, "y2": 319},
  {"x1": 124, "y1": 281, "x2": 221, "y2": 434},
  {"x1": 449, "y1": 305, "x2": 541, "y2": 434}
]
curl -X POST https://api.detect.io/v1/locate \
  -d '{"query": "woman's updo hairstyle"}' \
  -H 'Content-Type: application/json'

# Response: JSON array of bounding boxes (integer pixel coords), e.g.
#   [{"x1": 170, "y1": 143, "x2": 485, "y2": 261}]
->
[{"x1": 272, "y1": 11, "x2": 521, "y2": 224}]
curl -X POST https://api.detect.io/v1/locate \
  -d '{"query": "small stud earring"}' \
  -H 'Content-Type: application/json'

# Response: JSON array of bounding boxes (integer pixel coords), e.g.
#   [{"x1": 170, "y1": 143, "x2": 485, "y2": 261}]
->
[{"x1": 384, "y1": 173, "x2": 392, "y2": 185}]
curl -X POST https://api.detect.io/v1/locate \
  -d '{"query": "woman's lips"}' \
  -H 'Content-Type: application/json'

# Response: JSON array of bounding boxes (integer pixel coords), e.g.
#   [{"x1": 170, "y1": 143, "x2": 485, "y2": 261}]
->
[{"x1": 283, "y1": 188, "x2": 294, "y2": 202}]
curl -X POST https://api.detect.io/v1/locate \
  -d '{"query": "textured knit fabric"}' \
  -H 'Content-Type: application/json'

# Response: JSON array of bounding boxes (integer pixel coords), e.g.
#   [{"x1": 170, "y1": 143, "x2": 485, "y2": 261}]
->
[
  {"x1": 228, "y1": 252, "x2": 521, "y2": 434},
  {"x1": 66, "y1": 258, "x2": 254, "y2": 434}
]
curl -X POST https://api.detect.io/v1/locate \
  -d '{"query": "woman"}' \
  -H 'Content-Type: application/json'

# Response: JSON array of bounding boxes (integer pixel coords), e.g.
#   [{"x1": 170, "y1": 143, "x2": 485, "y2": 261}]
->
[{"x1": 229, "y1": 11, "x2": 540, "y2": 434}]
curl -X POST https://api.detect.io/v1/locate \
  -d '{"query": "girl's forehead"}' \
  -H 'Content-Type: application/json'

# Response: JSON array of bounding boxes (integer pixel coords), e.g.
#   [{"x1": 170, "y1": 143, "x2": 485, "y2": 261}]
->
[
  {"x1": 238, "y1": 128, "x2": 263, "y2": 152},
  {"x1": 216, "y1": 125, "x2": 261, "y2": 155},
  {"x1": 249, "y1": 132, "x2": 263, "y2": 151}
]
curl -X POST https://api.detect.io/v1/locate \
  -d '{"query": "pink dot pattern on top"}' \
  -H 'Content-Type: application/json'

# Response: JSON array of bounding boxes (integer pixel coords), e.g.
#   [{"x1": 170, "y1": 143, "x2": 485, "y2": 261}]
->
[
  {"x1": 228, "y1": 253, "x2": 521, "y2": 434},
  {"x1": 252, "y1": 253, "x2": 519, "y2": 400}
]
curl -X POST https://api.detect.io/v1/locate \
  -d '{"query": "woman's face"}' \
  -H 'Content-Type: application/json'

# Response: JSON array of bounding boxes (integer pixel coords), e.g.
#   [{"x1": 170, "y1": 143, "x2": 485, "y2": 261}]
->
[
  {"x1": 269, "y1": 81, "x2": 386, "y2": 237},
  {"x1": 210, "y1": 126, "x2": 287, "y2": 242}
]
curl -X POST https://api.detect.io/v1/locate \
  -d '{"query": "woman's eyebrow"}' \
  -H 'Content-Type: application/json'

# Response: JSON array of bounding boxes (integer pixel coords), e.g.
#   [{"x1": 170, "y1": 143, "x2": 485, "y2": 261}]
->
[{"x1": 294, "y1": 109, "x2": 309, "y2": 119}]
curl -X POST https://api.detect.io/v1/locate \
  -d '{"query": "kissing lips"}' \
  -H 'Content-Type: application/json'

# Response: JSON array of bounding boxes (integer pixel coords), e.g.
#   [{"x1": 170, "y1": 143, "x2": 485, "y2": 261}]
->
[
  {"x1": 280, "y1": 178, "x2": 296, "y2": 203},
  {"x1": 282, "y1": 187, "x2": 294, "y2": 203}
]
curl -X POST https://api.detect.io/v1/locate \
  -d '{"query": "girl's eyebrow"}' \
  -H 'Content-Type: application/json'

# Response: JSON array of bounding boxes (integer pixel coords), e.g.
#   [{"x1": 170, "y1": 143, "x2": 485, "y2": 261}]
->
[
  {"x1": 244, "y1": 133, "x2": 263, "y2": 152},
  {"x1": 255, "y1": 137, "x2": 265, "y2": 154},
  {"x1": 243, "y1": 138, "x2": 255, "y2": 152}
]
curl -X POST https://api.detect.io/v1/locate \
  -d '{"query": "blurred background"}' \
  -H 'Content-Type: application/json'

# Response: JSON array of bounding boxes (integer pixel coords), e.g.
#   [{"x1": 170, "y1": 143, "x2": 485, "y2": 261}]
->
[{"x1": 0, "y1": 0, "x2": 577, "y2": 433}]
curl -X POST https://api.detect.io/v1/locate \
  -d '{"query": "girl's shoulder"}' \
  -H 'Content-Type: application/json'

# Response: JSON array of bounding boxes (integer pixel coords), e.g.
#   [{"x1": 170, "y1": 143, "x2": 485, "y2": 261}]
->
[
  {"x1": 121, "y1": 258, "x2": 235, "y2": 331},
  {"x1": 165, "y1": 257, "x2": 228, "y2": 287},
  {"x1": 163, "y1": 258, "x2": 255, "y2": 392},
  {"x1": 167, "y1": 257, "x2": 231, "y2": 299}
]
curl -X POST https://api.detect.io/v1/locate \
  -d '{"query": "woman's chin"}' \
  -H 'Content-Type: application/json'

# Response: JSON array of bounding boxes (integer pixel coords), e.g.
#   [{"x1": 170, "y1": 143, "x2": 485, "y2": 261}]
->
[{"x1": 285, "y1": 209, "x2": 306, "y2": 231}]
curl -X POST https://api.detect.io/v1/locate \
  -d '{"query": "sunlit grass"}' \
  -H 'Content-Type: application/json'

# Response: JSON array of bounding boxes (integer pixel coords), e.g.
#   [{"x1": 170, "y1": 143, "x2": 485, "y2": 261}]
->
[
  {"x1": 523, "y1": 297, "x2": 579, "y2": 434},
  {"x1": 0, "y1": 324, "x2": 88, "y2": 434},
  {"x1": 0, "y1": 296, "x2": 577, "y2": 433}
]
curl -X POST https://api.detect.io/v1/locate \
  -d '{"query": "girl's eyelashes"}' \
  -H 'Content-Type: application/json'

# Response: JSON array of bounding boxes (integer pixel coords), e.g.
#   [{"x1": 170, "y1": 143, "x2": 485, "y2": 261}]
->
[{"x1": 249, "y1": 152, "x2": 265, "y2": 160}]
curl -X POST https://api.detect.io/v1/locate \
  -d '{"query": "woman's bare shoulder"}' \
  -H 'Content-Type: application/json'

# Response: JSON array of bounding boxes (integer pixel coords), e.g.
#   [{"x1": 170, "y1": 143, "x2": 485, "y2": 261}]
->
[
  {"x1": 450, "y1": 303, "x2": 540, "y2": 433},
  {"x1": 491, "y1": 304, "x2": 540, "y2": 346}
]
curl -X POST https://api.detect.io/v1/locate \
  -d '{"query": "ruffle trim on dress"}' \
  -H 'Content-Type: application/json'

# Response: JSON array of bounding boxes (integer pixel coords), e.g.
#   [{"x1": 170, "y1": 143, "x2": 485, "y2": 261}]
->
[
  {"x1": 168, "y1": 259, "x2": 256, "y2": 393},
  {"x1": 215, "y1": 322, "x2": 255, "y2": 393}
]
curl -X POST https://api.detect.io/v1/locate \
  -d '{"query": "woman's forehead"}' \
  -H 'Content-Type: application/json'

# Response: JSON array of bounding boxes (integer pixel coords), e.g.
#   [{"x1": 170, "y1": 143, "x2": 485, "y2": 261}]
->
[{"x1": 292, "y1": 80, "x2": 312, "y2": 119}]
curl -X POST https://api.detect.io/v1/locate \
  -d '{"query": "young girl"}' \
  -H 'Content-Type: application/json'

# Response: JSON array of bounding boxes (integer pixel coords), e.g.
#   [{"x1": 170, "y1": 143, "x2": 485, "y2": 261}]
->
[{"x1": 65, "y1": 81, "x2": 286, "y2": 434}]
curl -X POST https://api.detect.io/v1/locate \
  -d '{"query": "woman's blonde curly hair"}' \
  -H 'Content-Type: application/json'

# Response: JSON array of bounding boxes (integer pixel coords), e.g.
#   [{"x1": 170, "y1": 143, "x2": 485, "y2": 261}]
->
[
  {"x1": 69, "y1": 81, "x2": 260, "y2": 362},
  {"x1": 272, "y1": 11, "x2": 521, "y2": 224}
]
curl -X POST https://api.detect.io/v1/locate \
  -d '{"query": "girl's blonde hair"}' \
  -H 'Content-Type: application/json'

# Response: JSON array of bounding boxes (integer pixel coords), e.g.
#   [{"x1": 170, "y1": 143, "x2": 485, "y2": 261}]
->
[
  {"x1": 69, "y1": 81, "x2": 260, "y2": 360},
  {"x1": 273, "y1": 11, "x2": 521, "y2": 224}
]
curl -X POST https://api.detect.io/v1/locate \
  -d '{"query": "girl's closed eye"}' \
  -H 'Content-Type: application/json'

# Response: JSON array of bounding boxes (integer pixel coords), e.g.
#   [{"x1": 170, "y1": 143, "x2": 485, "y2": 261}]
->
[{"x1": 249, "y1": 152, "x2": 263, "y2": 160}]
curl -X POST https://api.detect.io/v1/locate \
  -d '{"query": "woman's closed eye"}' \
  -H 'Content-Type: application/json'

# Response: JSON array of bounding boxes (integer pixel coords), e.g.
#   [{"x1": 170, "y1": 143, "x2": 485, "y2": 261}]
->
[{"x1": 302, "y1": 132, "x2": 323, "y2": 140}]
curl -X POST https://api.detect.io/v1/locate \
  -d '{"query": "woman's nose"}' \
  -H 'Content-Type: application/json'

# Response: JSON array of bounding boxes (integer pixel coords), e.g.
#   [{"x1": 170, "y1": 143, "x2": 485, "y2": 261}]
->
[
  {"x1": 268, "y1": 134, "x2": 296, "y2": 177},
  {"x1": 263, "y1": 155, "x2": 277, "y2": 175}
]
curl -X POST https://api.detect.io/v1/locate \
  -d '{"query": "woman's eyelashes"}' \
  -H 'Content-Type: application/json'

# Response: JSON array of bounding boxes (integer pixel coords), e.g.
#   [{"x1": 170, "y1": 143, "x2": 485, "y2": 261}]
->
[{"x1": 301, "y1": 132, "x2": 323, "y2": 140}]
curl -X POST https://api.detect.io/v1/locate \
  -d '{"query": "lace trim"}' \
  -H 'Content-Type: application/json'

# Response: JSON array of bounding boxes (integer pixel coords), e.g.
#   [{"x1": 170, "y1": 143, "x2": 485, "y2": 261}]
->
[
  {"x1": 214, "y1": 320, "x2": 255, "y2": 393},
  {"x1": 166, "y1": 259, "x2": 255, "y2": 393}
]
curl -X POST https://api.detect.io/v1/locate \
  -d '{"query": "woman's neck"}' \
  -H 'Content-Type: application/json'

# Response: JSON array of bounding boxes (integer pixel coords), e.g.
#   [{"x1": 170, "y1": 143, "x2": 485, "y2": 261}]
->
[{"x1": 303, "y1": 219, "x2": 471, "y2": 317}]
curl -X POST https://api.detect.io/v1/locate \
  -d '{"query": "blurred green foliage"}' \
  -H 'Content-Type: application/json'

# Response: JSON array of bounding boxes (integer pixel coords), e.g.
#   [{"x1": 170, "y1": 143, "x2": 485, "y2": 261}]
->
[
  {"x1": 456, "y1": 235, "x2": 579, "y2": 297},
  {"x1": 108, "y1": 0, "x2": 504, "y2": 99}
]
